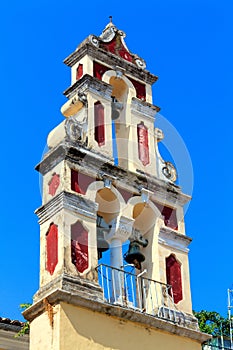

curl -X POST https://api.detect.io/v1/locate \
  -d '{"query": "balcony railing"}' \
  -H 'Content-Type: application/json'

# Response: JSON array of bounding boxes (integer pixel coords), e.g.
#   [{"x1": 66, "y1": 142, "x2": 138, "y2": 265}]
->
[
  {"x1": 202, "y1": 338, "x2": 232, "y2": 350},
  {"x1": 97, "y1": 264, "x2": 178, "y2": 322}
]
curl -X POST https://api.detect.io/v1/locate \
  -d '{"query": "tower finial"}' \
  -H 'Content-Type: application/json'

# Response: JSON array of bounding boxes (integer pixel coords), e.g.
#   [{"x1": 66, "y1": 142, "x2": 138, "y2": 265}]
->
[{"x1": 109, "y1": 15, "x2": 113, "y2": 23}]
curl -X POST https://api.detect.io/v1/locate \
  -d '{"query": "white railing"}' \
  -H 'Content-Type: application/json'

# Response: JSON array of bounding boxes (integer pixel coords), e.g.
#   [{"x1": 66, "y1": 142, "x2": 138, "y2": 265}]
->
[{"x1": 97, "y1": 264, "x2": 177, "y2": 322}]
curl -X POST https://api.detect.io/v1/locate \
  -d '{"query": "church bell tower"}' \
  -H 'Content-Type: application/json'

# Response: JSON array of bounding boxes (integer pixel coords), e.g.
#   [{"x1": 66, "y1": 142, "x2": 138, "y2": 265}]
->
[{"x1": 24, "y1": 19, "x2": 210, "y2": 350}]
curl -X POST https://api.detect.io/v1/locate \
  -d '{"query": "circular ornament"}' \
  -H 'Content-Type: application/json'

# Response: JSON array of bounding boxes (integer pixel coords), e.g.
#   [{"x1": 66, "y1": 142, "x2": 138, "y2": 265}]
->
[
  {"x1": 90, "y1": 35, "x2": 99, "y2": 47},
  {"x1": 162, "y1": 162, "x2": 177, "y2": 182}
]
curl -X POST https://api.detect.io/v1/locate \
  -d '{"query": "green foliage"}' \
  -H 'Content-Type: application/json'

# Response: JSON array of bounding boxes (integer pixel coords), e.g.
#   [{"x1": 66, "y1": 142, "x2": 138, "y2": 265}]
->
[
  {"x1": 15, "y1": 303, "x2": 32, "y2": 337},
  {"x1": 194, "y1": 310, "x2": 230, "y2": 337},
  {"x1": 15, "y1": 321, "x2": 30, "y2": 337},
  {"x1": 19, "y1": 303, "x2": 32, "y2": 311}
]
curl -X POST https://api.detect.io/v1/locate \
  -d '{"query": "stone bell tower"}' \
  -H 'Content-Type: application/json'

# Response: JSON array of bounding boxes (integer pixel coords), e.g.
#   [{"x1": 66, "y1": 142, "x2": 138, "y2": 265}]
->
[{"x1": 24, "y1": 19, "x2": 210, "y2": 350}]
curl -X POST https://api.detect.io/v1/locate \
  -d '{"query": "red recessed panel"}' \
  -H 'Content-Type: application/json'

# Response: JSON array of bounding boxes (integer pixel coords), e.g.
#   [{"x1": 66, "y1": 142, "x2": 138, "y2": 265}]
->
[
  {"x1": 76, "y1": 64, "x2": 83, "y2": 80},
  {"x1": 71, "y1": 169, "x2": 95, "y2": 194},
  {"x1": 137, "y1": 122, "x2": 149, "y2": 166},
  {"x1": 94, "y1": 101, "x2": 105, "y2": 146},
  {"x1": 166, "y1": 255, "x2": 183, "y2": 304},
  {"x1": 46, "y1": 224, "x2": 58, "y2": 275},
  {"x1": 128, "y1": 77, "x2": 146, "y2": 101},
  {"x1": 48, "y1": 173, "x2": 60, "y2": 196},
  {"x1": 71, "y1": 222, "x2": 88, "y2": 273},
  {"x1": 155, "y1": 203, "x2": 178, "y2": 230},
  {"x1": 93, "y1": 61, "x2": 109, "y2": 80},
  {"x1": 102, "y1": 38, "x2": 133, "y2": 63}
]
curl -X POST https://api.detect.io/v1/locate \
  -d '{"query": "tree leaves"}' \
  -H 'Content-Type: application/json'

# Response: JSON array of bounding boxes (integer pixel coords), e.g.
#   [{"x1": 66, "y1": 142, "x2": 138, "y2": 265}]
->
[{"x1": 193, "y1": 310, "x2": 230, "y2": 337}]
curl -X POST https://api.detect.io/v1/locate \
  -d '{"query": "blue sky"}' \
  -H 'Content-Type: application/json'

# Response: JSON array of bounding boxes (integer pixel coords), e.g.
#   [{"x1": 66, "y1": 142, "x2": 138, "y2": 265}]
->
[{"x1": 0, "y1": 0, "x2": 232, "y2": 321}]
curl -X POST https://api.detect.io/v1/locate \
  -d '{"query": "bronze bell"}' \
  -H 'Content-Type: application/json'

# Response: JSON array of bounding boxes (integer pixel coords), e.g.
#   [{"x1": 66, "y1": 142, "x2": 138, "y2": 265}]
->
[
  {"x1": 97, "y1": 215, "x2": 110, "y2": 259},
  {"x1": 124, "y1": 241, "x2": 146, "y2": 270},
  {"x1": 111, "y1": 97, "x2": 123, "y2": 120},
  {"x1": 97, "y1": 227, "x2": 109, "y2": 259}
]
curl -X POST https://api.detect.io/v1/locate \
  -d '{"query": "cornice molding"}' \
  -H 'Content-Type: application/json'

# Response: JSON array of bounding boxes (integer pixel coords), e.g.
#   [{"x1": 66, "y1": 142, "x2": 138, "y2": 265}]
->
[
  {"x1": 64, "y1": 42, "x2": 158, "y2": 85},
  {"x1": 63, "y1": 74, "x2": 113, "y2": 100},
  {"x1": 131, "y1": 97, "x2": 160, "y2": 122},
  {"x1": 23, "y1": 286, "x2": 210, "y2": 344},
  {"x1": 35, "y1": 191, "x2": 98, "y2": 224},
  {"x1": 36, "y1": 143, "x2": 190, "y2": 207},
  {"x1": 159, "y1": 226, "x2": 192, "y2": 253}
]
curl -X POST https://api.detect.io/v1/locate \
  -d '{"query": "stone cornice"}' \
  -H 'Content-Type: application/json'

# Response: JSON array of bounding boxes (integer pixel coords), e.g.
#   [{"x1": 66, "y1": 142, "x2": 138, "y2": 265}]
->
[
  {"x1": 24, "y1": 287, "x2": 210, "y2": 344},
  {"x1": 131, "y1": 97, "x2": 160, "y2": 122},
  {"x1": 35, "y1": 191, "x2": 98, "y2": 224},
  {"x1": 63, "y1": 74, "x2": 113, "y2": 100},
  {"x1": 159, "y1": 227, "x2": 192, "y2": 253},
  {"x1": 63, "y1": 42, "x2": 158, "y2": 85},
  {"x1": 36, "y1": 142, "x2": 190, "y2": 207}
]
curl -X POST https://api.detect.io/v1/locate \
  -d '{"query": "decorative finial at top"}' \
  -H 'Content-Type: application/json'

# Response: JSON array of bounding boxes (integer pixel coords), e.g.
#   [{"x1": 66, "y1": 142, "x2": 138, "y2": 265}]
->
[{"x1": 109, "y1": 15, "x2": 113, "y2": 23}]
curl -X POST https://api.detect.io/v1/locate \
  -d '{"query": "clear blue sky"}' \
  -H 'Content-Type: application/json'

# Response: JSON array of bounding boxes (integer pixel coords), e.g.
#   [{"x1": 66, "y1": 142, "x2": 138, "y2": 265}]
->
[{"x1": 0, "y1": 0, "x2": 232, "y2": 321}]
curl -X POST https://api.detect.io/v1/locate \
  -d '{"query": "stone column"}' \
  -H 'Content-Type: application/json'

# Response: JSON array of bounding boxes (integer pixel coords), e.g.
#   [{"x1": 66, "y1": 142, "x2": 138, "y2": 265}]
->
[{"x1": 105, "y1": 216, "x2": 134, "y2": 304}]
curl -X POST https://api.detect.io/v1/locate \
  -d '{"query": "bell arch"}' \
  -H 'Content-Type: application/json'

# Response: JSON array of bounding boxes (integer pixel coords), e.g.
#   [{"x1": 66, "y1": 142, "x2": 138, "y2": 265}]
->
[
  {"x1": 85, "y1": 181, "x2": 126, "y2": 210},
  {"x1": 125, "y1": 196, "x2": 160, "y2": 234},
  {"x1": 95, "y1": 187, "x2": 120, "y2": 224}
]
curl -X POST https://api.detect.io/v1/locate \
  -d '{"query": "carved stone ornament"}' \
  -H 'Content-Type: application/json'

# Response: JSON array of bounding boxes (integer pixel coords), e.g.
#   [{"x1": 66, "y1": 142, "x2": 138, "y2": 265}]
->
[
  {"x1": 90, "y1": 35, "x2": 99, "y2": 47},
  {"x1": 154, "y1": 127, "x2": 164, "y2": 142},
  {"x1": 100, "y1": 25, "x2": 117, "y2": 42},
  {"x1": 162, "y1": 161, "x2": 177, "y2": 182},
  {"x1": 135, "y1": 57, "x2": 146, "y2": 70},
  {"x1": 65, "y1": 112, "x2": 88, "y2": 145},
  {"x1": 105, "y1": 216, "x2": 134, "y2": 243}
]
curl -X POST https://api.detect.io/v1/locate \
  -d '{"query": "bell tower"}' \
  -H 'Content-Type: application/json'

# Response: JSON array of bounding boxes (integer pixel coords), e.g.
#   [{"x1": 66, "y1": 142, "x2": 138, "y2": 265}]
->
[{"x1": 24, "y1": 19, "x2": 210, "y2": 350}]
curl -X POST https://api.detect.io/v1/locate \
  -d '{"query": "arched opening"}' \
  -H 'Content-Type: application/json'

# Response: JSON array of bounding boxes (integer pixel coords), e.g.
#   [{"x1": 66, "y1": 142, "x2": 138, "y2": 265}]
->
[
  {"x1": 132, "y1": 202, "x2": 157, "y2": 234},
  {"x1": 96, "y1": 188, "x2": 120, "y2": 223},
  {"x1": 95, "y1": 188, "x2": 120, "y2": 260},
  {"x1": 110, "y1": 76, "x2": 128, "y2": 103}
]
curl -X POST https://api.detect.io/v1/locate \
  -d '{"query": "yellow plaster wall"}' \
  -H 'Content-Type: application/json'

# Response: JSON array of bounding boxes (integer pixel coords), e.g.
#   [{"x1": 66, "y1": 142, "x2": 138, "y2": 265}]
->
[
  {"x1": 59, "y1": 302, "x2": 201, "y2": 350},
  {"x1": 29, "y1": 305, "x2": 60, "y2": 350}
]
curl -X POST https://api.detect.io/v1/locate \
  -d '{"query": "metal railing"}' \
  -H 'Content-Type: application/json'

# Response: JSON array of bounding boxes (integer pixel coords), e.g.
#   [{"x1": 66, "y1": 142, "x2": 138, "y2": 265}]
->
[
  {"x1": 202, "y1": 338, "x2": 232, "y2": 350},
  {"x1": 97, "y1": 264, "x2": 177, "y2": 321}
]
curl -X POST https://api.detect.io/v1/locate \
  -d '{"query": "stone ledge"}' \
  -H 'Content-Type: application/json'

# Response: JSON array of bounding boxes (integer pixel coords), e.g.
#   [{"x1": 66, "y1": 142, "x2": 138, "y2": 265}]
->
[
  {"x1": 35, "y1": 142, "x2": 190, "y2": 208},
  {"x1": 35, "y1": 190, "x2": 98, "y2": 224},
  {"x1": 33, "y1": 273, "x2": 103, "y2": 304},
  {"x1": 24, "y1": 287, "x2": 211, "y2": 344},
  {"x1": 159, "y1": 226, "x2": 192, "y2": 253},
  {"x1": 63, "y1": 74, "x2": 113, "y2": 99}
]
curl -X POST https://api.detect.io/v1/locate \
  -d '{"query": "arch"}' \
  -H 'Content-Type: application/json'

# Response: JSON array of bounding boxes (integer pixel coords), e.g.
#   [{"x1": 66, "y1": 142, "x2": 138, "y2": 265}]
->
[
  {"x1": 85, "y1": 181, "x2": 126, "y2": 211},
  {"x1": 102, "y1": 70, "x2": 136, "y2": 99},
  {"x1": 95, "y1": 187, "x2": 120, "y2": 223},
  {"x1": 125, "y1": 196, "x2": 160, "y2": 234},
  {"x1": 166, "y1": 254, "x2": 183, "y2": 304},
  {"x1": 109, "y1": 76, "x2": 128, "y2": 103}
]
